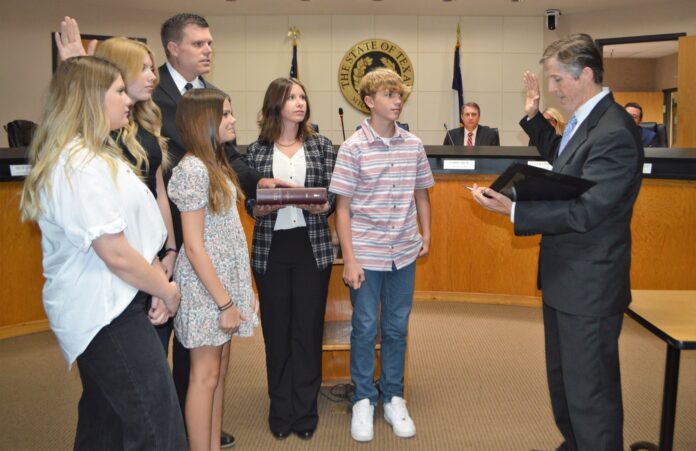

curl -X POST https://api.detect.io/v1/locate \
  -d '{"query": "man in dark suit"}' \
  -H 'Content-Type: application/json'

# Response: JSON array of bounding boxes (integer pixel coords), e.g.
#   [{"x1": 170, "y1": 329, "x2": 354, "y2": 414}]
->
[
  {"x1": 472, "y1": 34, "x2": 643, "y2": 450},
  {"x1": 153, "y1": 13, "x2": 283, "y2": 449},
  {"x1": 443, "y1": 102, "x2": 500, "y2": 146},
  {"x1": 625, "y1": 102, "x2": 658, "y2": 147}
]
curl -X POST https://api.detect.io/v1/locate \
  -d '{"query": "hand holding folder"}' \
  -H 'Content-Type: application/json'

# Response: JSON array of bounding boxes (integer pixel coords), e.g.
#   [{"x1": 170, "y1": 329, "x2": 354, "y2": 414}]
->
[{"x1": 488, "y1": 163, "x2": 595, "y2": 202}]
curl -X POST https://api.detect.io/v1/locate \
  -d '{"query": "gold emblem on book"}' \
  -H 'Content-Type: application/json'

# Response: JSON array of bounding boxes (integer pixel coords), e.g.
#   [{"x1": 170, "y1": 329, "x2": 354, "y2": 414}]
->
[{"x1": 338, "y1": 39, "x2": 414, "y2": 114}]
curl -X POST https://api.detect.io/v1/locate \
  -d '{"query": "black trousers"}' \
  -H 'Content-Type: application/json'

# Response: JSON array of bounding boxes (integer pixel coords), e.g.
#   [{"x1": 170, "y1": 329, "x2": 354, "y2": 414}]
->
[
  {"x1": 74, "y1": 292, "x2": 187, "y2": 451},
  {"x1": 253, "y1": 228, "x2": 331, "y2": 434},
  {"x1": 154, "y1": 317, "x2": 190, "y2": 416},
  {"x1": 543, "y1": 303, "x2": 624, "y2": 451}
]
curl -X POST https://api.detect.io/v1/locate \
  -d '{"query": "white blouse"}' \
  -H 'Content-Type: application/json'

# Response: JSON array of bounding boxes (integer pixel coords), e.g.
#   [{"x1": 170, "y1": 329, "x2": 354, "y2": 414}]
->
[
  {"x1": 38, "y1": 137, "x2": 166, "y2": 367},
  {"x1": 272, "y1": 145, "x2": 307, "y2": 231}
]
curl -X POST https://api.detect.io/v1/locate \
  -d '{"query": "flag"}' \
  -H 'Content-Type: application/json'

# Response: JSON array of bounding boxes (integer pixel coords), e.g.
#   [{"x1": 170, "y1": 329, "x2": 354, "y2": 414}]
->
[
  {"x1": 451, "y1": 24, "x2": 464, "y2": 128},
  {"x1": 290, "y1": 40, "x2": 298, "y2": 79},
  {"x1": 288, "y1": 27, "x2": 300, "y2": 79}
]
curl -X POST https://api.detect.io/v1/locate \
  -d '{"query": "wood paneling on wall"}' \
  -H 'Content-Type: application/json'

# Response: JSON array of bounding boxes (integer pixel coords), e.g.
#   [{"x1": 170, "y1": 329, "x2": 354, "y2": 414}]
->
[
  {"x1": 612, "y1": 91, "x2": 663, "y2": 123},
  {"x1": 2, "y1": 174, "x2": 696, "y2": 338},
  {"x1": 677, "y1": 36, "x2": 696, "y2": 147}
]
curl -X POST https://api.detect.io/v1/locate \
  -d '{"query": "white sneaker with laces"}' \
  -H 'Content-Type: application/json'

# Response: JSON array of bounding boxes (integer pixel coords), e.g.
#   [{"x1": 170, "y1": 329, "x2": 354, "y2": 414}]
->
[
  {"x1": 383, "y1": 396, "x2": 416, "y2": 438},
  {"x1": 351, "y1": 399, "x2": 375, "y2": 442}
]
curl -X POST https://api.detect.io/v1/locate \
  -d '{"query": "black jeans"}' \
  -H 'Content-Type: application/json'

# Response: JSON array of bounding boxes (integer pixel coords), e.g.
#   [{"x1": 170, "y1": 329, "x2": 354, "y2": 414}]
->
[
  {"x1": 254, "y1": 228, "x2": 331, "y2": 434},
  {"x1": 74, "y1": 292, "x2": 187, "y2": 451}
]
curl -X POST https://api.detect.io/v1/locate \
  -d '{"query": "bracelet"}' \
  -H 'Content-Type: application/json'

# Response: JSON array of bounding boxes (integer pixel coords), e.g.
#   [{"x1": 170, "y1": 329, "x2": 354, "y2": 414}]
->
[
  {"x1": 163, "y1": 248, "x2": 178, "y2": 256},
  {"x1": 218, "y1": 299, "x2": 234, "y2": 312}
]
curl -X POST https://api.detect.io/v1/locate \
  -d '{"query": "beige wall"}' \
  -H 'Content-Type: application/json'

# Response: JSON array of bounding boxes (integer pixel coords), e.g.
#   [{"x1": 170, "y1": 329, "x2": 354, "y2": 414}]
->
[
  {"x1": 0, "y1": 0, "x2": 168, "y2": 147},
  {"x1": 1, "y1": 1, "x2": 695, "y2": 147},
  {"x1": 205, "y1": 15, "x2": 542, "y2": 146},
  {"x1": 538, "y1": 0, "x2": 696, "y2": 113},
  {"x1": 656, "y1": 52, "x2": 678, "y2": 91},
  {"x1": 604, "y1": 58, "x2": 656, "y2": 91}
]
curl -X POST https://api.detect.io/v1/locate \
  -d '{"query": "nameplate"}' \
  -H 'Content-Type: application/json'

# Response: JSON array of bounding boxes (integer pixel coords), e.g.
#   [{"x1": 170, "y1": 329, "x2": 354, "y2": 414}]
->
[
  {"x1": 443, "y1": 159, "x2": 475, "y2": 170},
  {"x1": 10, "y1": 164, "x2": 31, "y2": 176},
  {"x1": 527, "y1": 160, "x2": 553, "y2": 171},
  {"x1": 642, "y1": 163, "x2": 653, "y2": 174}
]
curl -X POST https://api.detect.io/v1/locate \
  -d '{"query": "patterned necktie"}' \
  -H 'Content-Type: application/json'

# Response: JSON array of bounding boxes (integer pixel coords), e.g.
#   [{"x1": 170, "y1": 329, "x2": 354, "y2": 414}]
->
[
  {"x1": 466, "y1": 131, "x2": 473, "y2": 147},
  {"x1": 558, "y1": 115, "x2": 577, "y2": 156},
  {"x1": 184, "y1": 82, "x2": 193, "y2": 93}
]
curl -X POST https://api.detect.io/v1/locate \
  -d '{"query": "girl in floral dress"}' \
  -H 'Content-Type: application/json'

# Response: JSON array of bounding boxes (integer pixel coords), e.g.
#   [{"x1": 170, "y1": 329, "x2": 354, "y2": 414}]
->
[{"x1": 168, "y1": 88, "x2": 257, "y2": 451}]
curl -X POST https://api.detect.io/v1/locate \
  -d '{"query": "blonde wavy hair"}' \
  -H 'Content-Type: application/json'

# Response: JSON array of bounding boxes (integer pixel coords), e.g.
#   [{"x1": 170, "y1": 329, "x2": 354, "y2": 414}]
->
[
  {"x1": 20, "y1": 56, "x2": 124, "y2": 221},
  {"x1": 95, "y1": 37, "x2": 169, "y2": 171},
  {"x1": 175, "y1": 89, "x2": 242, "y2": 214},
  {"x1": 543, "y1": 107, "x2": 566, "y2": 135}
]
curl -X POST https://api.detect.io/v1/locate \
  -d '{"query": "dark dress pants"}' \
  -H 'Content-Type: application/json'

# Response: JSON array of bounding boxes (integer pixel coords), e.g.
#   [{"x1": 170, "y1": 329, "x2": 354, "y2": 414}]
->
[
  {"x1": 254, "y1": 228, "x2": 331, "y2": 434},
  {"x1": 543, "y1": 303, "x2": 624, "y2": 451},
  {"x1": 154, "y1": 318, "x2": 191, "y2": 415},
  {"x1": 74, "y1": 292, "x2": 187, "y2": 451}
]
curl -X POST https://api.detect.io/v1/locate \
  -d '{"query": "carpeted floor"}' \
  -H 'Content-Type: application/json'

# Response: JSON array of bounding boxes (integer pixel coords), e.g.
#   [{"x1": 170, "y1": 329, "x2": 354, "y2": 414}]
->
[{"x1": 0, "y1": 301, "x2": 694, "y2": 450}]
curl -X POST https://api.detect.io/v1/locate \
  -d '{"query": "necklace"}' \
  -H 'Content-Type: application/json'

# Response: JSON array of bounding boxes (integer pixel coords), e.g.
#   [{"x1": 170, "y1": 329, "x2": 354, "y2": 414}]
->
[{"x1": 276, "y1": 138, "x2": 298, "y2": 147}]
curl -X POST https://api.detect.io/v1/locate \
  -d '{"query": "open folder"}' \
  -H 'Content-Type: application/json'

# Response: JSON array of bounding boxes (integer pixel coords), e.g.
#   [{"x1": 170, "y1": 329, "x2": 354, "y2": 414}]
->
[{"x1": 490, "y1": 163, "x2": 596, "y2": 202}]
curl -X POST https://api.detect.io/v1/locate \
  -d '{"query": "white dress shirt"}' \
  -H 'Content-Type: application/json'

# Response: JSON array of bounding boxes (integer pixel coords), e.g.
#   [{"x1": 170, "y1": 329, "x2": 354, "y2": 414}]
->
[
  {"x1": 273, "y1": 145, "x2": 307, "y2": 230},
  {"x1": 166, "y1": 62, "x2": 205, "y2": 94},
  {"x1": 38, "y1": 137, "x2": 166, "y2": 367}
]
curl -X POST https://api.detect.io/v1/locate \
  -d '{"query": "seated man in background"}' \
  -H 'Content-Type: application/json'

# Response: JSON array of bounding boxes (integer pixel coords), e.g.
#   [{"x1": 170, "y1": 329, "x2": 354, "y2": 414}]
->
[
  {"x1": 443, "y1": 102, "x2": 500, "y2": 146},
  {"x1": 625, "y1": 102, "x2": 657, "y2": 147}
]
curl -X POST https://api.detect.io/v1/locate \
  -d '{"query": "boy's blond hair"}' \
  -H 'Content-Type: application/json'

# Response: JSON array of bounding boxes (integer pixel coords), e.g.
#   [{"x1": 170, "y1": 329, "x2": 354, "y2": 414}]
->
[{"x1": 359, "y1": 68, "x2": 411, "y2": 105}]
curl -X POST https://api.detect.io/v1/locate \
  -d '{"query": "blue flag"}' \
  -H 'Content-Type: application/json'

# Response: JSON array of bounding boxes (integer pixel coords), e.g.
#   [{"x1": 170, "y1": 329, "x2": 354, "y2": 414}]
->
[
  {"x1": 290, "y1": 41, "x2": 298, "y2": 79},
  {"x1": 452, "y1": 36, "x2": 464, "y2": 126}
]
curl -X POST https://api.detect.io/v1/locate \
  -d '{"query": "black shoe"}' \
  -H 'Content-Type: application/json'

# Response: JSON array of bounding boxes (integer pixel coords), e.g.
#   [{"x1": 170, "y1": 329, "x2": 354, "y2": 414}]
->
[
  {"x1": 271, "y1": 430, "x2": 290, "y2": 440},
  {"x1": 294, "y1": 429, "x2": 315, "y2": 440},
  {"x1": 220, "y1": 431, "x2": 236, "y2": 448}
]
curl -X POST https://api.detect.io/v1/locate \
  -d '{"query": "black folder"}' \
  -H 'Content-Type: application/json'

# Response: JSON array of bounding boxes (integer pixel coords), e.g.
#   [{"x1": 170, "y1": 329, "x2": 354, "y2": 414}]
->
[{"x1": 490, "y1": 163, "x2": 596, "y2": 202}]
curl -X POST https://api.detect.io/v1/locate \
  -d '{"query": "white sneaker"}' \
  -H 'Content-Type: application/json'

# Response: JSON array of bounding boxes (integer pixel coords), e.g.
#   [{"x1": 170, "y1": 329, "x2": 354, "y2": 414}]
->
[
  {"x1": 351, "y1": 399, "x2": 375, "y2": 442},
  {"x1": 383, "y1": 396, "x2": 416, "y2": 438}
]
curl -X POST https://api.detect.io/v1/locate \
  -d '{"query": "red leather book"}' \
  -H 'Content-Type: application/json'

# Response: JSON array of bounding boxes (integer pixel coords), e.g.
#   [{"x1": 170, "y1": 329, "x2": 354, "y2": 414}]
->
[{"x1": 256, "y1": 187, "x2": 328, "y2": 206}]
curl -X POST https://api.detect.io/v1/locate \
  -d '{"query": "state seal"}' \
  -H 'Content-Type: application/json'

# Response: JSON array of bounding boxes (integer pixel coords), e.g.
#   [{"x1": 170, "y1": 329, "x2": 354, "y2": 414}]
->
[{"x1": 338, "y1": 38, "x2": 414, "y2": 114}]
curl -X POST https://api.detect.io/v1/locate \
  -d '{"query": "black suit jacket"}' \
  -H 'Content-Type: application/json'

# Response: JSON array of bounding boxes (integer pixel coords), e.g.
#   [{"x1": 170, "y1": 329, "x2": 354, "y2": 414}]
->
[
  {"x1": 153, "y1": 64, "x2": 261, "y2": 247},
  {"x1": 443, "y1": 125, "x2": 500, "y2": 146},
  {"x1": 517, "y1": 93, "x2": 643, "y2": 316}
]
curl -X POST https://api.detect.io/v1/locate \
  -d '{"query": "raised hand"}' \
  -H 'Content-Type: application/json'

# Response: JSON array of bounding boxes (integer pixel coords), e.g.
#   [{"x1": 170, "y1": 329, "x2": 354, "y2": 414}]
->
[
  {"x1": 54, "y1": 16, "x2": 97, "y2": 61},
  {"x1": 523, "y1": 71, "x2": 541, "y2": 118}
]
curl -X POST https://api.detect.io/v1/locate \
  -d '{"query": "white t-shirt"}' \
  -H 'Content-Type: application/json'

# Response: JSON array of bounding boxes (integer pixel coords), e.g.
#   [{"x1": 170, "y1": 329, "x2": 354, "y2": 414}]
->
[{"x1": 38, "y1": 137, "x2": 166, "y2": 367}]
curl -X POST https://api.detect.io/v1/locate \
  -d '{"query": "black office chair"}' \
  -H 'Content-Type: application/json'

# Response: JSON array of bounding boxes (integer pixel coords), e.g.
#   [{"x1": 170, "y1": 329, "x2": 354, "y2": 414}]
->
[
  {"x1": 640, "y1": 122, "x2": 667, "y2": 147},
  {"x1": 310, "y1": 123, "x2": 319, "y2": 133},
  {"x1": 4, "y1": 120, "x2": 37, "y2": 147}
]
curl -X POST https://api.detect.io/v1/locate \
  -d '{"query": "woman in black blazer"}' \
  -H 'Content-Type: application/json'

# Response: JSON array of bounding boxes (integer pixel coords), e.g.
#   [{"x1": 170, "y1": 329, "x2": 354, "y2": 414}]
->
[{"x1": 245, "y1": 78, "x2": 336, "y2": 440}]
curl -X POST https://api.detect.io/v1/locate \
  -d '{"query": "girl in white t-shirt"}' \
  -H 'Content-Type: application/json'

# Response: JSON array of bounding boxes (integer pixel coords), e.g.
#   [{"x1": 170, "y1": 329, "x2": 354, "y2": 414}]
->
[{"x1": 20, "y1": 57, "x2": 186, "y2": 450}]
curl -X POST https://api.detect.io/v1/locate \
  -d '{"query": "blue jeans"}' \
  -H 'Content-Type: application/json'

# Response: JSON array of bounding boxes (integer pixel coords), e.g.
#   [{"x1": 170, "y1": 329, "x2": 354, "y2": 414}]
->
[
  {"x1": 349, "y1": 261, "x2": 415, "y2": 404},
  {"x1": 74, "y1": 293, "x2": 187, "y2": 451}
]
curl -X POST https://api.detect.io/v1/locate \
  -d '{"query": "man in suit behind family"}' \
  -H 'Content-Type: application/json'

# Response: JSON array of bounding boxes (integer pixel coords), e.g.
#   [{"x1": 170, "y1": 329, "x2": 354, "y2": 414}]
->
[
  {"x1": 472, "y1": 34, "x2": 643, "y2": 450},
  {"x1": 443, "y1": 102, "x2": 500, "y2": 146}
]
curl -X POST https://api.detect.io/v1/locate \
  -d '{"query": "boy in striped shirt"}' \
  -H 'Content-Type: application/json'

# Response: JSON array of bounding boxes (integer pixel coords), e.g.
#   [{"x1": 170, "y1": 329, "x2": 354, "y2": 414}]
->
[{"x1": 329, "y1": 68, "x2": 434, "y2": 442}]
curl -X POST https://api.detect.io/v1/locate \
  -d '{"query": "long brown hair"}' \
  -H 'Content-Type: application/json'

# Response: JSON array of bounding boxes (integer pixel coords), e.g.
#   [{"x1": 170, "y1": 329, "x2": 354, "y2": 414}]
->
[
  {"x1": 257, "y1": 77, "x2": 315, "y2": 145},
  {"x1": 175, "y1": 89, "x2": 242, "y2": 213}
]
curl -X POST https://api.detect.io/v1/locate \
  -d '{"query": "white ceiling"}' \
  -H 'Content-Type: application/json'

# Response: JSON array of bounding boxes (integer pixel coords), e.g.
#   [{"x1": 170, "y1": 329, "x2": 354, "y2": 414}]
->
[
  {"x1": 84, "y1": 0, "x2": 685, "y2": 17},
  {"x1": 603, "y1": 40, "x2": 679, "y2": 59}
]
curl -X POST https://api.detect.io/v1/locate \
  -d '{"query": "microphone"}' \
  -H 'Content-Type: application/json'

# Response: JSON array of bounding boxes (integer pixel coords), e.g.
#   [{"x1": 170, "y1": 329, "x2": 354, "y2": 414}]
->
[
  {"x1": 443, "y1": 123, "x2": 455, "y2": 146},
  {"x1": 338, "y1": 107, "x2": 346, "y2": 141}
]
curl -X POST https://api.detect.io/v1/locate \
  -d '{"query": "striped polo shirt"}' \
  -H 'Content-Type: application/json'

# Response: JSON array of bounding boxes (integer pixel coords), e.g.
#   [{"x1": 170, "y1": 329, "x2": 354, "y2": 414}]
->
[{"x1": 329, "y1": 119, "x2": 435, "y2": 271}]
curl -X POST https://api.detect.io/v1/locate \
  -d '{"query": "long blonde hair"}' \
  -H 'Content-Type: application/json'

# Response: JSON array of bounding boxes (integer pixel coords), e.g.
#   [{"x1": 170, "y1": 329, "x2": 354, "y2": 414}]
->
[
  {"x1": 20, "y1": 57, "x2": 124, "y2": 221},
  {"x1": 95, "y1": 37, "x2": 169, "y2": 171},
  {"x1": 543, "y1": 107, "x2": 567, "y2": 135},
  {"x1": 175, "y1": 89, "x2": 242, "y2": 214}
]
